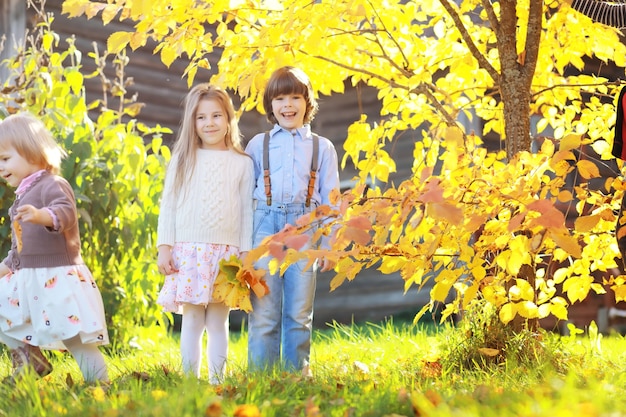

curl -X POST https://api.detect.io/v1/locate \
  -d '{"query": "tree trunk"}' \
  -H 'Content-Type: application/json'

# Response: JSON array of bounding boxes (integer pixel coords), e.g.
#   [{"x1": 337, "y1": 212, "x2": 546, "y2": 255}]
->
[
  {"x1": 496, "y1": 0, "x2": 543, "y2": 158},
  {"x1": 496, "y1": 1, "x2": 543, "y2": 332}
]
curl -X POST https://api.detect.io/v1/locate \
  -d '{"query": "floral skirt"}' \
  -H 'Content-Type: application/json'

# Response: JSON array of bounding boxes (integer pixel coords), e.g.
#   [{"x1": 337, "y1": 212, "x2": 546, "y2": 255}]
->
[
  {"x1": 0, "y1": 265, "x2": 109, "y2": 350},
  {"x1": 157, "y1": 242, "x2": 240, "y2": 314}
]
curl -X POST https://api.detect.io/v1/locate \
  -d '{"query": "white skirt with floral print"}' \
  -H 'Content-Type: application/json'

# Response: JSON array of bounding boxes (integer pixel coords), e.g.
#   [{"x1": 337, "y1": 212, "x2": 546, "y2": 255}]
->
[
  {"x1": 157, "y1": 242, "x2": 239, "y2": 314},
  {"x1": 0, "y1": 264, "x2": 109, "y2": 350}
]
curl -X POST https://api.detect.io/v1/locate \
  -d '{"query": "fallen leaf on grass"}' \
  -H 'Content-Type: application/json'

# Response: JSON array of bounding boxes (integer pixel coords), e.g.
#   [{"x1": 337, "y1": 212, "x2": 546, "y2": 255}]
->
[
  {"x1": 131, "y1": 371, "x2": 150, "y2": 381},
  {"x1": 353, "y1": 360, "x2": 370, "y2": 374},
  {"x1": 233, "y1": 404, "x2": 261, "y2": 417},
  {"x1": 161, "y1": 364, "x2": 172, "y2": 376},
  {"x1": 65, "y1": 372, "x2": 74, "y2": 388},
  {"x1": 305, "y1": 397, "x2": 321, "y2": 417},
  {"x1": 204, "y1": 400, "x2": 222, "y2": 417},
  {"x1": 478, "y1": 347, "x2": 500, "y2": 357},
  {"x1": 419, "y1": 360, "x2": 442, "y2": 378}
]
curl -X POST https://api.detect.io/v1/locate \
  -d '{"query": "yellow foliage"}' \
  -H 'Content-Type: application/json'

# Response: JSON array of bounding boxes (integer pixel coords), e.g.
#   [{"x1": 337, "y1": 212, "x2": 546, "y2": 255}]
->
[
  {"x1": 62, "y1": 0, "x2": 626, "y2": 327},
  {"x1": 517, "y1": 301, "x2": 539, "y2": 319},
  {"x1": 499, "y1": 303, "x2": 517, "y2": 325},
  {"x1": 213, "y1": 255, "x2": 269, "y2": 313}
]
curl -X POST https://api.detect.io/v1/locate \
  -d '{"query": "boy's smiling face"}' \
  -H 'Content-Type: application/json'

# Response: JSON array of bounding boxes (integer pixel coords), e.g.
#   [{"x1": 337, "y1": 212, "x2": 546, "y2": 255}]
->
[{"x1": 271, "y1": 93, "x2": 306, "y2": 130}]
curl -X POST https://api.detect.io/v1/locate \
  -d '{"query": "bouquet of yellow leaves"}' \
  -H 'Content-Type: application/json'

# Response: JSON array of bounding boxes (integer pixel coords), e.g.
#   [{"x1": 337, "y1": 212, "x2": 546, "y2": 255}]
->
[{"x1": 213, "y1": 255, "x2": 269, "y2": 312}]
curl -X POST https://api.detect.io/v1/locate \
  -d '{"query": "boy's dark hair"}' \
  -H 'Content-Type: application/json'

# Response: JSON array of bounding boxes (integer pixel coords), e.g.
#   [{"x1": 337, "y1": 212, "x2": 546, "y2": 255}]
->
[{"x1": 263, "y1": 66, "x2": 319, "y2": 125}]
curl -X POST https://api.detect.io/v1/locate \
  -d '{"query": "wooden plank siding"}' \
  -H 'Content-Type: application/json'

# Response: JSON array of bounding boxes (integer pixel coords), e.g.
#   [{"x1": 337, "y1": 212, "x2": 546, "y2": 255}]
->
[{"x1": 21, "y1": 0, "x2": 432, "y2": 328}]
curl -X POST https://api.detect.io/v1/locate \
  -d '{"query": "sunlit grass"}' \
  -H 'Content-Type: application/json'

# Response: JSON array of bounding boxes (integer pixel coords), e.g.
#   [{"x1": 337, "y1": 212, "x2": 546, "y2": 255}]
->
[{"x1": 2, "y1": 319, "x2": 626, "y2": 416}]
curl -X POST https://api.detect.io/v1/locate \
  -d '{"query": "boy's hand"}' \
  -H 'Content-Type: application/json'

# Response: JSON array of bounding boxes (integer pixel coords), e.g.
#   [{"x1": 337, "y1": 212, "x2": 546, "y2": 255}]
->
[{"x1": 319, "y1": 258, "x2": 336, "y2": 273}]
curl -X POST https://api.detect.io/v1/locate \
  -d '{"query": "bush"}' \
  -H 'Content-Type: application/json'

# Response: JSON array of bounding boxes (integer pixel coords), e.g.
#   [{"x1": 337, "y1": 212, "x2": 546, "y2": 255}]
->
[{"x1": 0, "y1": 8, "x2": 171, "y2": 346}]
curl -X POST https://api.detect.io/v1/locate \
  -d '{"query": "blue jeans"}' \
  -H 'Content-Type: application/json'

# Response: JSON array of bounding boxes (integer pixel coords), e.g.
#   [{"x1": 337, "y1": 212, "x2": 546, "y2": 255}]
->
[{"x1": 247, "y1": 202, "x2": 317, "y2": 371}]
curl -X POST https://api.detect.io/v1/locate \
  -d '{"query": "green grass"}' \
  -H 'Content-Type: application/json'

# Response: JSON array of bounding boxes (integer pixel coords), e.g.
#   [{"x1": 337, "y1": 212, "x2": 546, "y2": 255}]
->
[{"x1": 2, "y1": 319, "x2": 626, "y2": 416}]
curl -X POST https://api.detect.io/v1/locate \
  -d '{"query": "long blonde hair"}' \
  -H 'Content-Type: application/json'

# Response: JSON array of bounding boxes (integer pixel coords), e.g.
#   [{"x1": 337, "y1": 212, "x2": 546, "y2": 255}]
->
[
  {"x1": 171, "y1": 84, "x2": 245, "y2": 195},
  {"x1": 0, "y1": 112, "x2": 66, "y2": 174}
]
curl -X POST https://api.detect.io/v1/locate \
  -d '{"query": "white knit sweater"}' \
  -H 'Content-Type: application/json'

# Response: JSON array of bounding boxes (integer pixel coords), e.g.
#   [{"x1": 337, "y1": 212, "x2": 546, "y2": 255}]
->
[{"x1": 156, "y1": 148, "x2": 255, "y2": 252}]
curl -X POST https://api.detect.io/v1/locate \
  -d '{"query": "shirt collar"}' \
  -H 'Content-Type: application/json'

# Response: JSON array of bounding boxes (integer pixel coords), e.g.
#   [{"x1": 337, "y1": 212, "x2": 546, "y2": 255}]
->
[
  {"x1": 269, "y1": 124, "x2": 312, "y2": 140},
  {"x1": 16, "y1": 169, "x2": 47, "y2": 196}
]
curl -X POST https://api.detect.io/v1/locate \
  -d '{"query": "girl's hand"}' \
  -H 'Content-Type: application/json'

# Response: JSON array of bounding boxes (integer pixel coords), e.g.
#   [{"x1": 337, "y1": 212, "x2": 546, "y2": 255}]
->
[
  {"x1": 157, "y1": 245, "x2": 179, "y2": 275},
  {"x1": 15, "y1": 204, "x2": 52, "y2": 226}
]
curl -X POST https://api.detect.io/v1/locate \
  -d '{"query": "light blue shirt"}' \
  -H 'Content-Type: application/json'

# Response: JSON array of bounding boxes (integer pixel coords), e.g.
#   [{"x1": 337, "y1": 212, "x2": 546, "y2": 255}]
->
[{"x1": 245, "y1": 124, "x2": 340, "y2": 207}]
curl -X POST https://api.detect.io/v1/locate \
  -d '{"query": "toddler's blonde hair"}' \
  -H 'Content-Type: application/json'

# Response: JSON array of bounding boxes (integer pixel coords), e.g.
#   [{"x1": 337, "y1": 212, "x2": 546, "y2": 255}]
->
[{"x1": 0, "y1": 112, "x2": 66, "y2": 174}]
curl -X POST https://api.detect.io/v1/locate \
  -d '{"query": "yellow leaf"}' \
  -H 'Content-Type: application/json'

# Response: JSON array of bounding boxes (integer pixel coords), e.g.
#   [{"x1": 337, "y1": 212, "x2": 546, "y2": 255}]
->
[
  {"x1": 549, "y1": 299, "x2": 569, "y2": 320},
  {"x1": 549, "y1": 231, "x2": 582, "y2": 258},
  {"x1": 130, "y1": 31, "x2": 148, "y2": 50},
  {"x1": 557, "y1": 190, "x2": 573, "y2": 203},
  {"x1": 102, "y1": 4, "x2": 122, "y2": 24},
  {"x1": 427, "y1": 202, "x2": 463, "y2": 226},
  {"x1": 160, "y1": 44, "x2": 178, "y2": 67},
  {"x1": 478, "y1": 348, "x2": 500, "y2": 357},
  {"x1": 576, "y1": 159, "x2": 600, "y2": 179},
  {"x1": 233, "y1": 404, "x2": 261, "y2": 417},
  {"x1": 553, "y1": 267, "x2": 568, "y2": 284},
  {"x1": 91, "y1": 386, "x2": 106, "y2": 402},
  {"x1": 482, "y1": 284, "x2": 507, "y2": 307},
  {"x1": 613, "y1": 284, "x2": 626, "y2": 302},
  {"x1": 107, "y1": 32, "x2": 131, "y2": 54},
  {"x1": 462, "y1": 281, "x2": 480, "y2": 310},
  {"x1": 514, "y1": 278, "x2": 535, "y2": 301},
  {"x1": 591, "y1": 283, "x2": 606, "y2": 294},
  {"x1": 574, "y1": 215, "x2": 600, "y2": 233},
  {"x1": 329, "y1": 273, "x2": 347, "y2": 291},
  {"x1": 559, "y1": 134, "x2": 582, "y2": 152},
  {"x1": 380, "y1": 256, "x2": 407, "y2": 274},
  {"x1": 444, "y1": 126, "x2": 464, "y2": 149},
  {"x1": 499, "y1": 303, "x2": 517, "y2": 325},
  {"x1": 563, "y1": 275, "x2": 592, "y2": 303},
  {"x1": 430, "y1": 281, "x2": 452, "y2": 302},
  {"x1": 65, "y1": 69, "x2": 84, "y2": 95},
  {"x1": 517, "y1": 301, "x2": 539, "y2": 318}
]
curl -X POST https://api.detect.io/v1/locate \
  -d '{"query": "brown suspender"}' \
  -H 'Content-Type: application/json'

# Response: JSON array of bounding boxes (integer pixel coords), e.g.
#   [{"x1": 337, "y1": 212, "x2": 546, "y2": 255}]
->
[
  {"x1": 306, "y1": 134, "x2": 319, "y2": 207},
  {"x1": 263, "y1": 131, "x2": 319, "y2": 207},
  {"x1": 263, "y1": 132, "x2": 272, "y2": 206}
]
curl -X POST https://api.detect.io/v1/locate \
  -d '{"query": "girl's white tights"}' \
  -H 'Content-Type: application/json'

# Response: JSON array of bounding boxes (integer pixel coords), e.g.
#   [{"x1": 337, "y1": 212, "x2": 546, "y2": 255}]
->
[
  {"x1": 0, "y1": 332, "x2": 108, "y2": 383},
  {"x1": 180, "y1": 303, "x2": 229, "y2": 384}
]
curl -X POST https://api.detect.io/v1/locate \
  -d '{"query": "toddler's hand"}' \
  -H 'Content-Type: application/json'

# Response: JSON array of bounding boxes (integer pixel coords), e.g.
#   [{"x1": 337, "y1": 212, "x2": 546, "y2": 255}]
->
[{"x1": 15, "y1": 205, "x2": 44, "y2": 224}]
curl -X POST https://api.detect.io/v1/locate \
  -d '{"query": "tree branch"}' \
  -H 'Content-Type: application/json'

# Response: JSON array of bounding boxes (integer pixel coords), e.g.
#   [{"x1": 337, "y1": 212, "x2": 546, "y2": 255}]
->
[
  {"x1": 481, "y1": 0, "x2": 501, "y2": 34},
  {"x1": 522, "y1": 0, "x2": 543, "y2": 81},
  {"x1": 439, "y1": 0, "x2": 500, "y2": 83},
  {"x1": 366, "y1": 0, "x2": 412, "y2": 74},
  {"x1": 307, "y1": 52, "x2": 461, "y2": 128}
]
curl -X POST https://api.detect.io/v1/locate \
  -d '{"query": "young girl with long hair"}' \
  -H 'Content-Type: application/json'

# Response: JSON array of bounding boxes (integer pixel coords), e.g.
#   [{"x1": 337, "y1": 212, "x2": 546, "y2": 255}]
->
[{"x1": 156, "y1": 84, "x2": 254, "y2": 384}]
